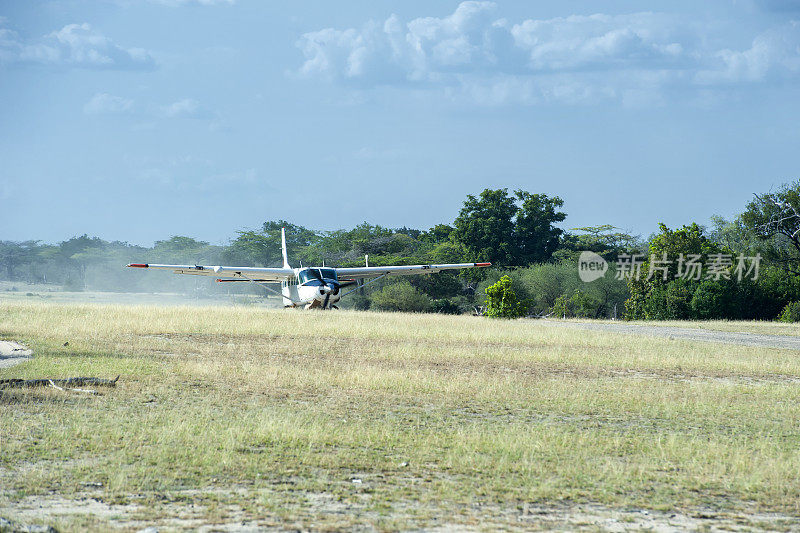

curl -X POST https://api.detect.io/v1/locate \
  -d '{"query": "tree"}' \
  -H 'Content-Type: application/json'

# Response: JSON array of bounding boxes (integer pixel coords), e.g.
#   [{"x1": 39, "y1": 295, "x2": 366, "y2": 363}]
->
[
  {"x1": 56, "y1": 235, "x2": 107, "y2": 289},
  {"x1": 514, "y1": 191, "x2": 566, "y2": 264},
  {"x1": 453, "y1": 189, "x2": 519, "y2": 266},
  {"x1": 484, "y1": 275, "x2": 526, "y2": 318},
  {"x1": 553, "y1": 225, "x2": 642, "y2": 263},
  {"x1": 0, "y1": 241, "x2": 39, "y2": 280},
  {"x1": 625, "y1": 223, "x2": 733, "y2": 320},
  {"x1": 708, "y1": 216, "x2": 759, "y2": 256},
  {"x1": 229, "y1": 220, "x2": 319, "y2": 266},
  {"x1": 152, "y1": 236, "x2": 218, "y2": 263},
  {"x1": 421, "y1": 224, "x2": 455, "y2": 244},
  {"x1": 741, "y1": 180, "x2": 800, "y2": 276},
  {"x1": 452, "y1": 188, "x2": 567, "y2": 267}
]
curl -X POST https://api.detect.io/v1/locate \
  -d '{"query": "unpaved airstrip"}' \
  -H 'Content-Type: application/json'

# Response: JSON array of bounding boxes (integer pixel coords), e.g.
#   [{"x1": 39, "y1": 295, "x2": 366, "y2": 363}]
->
[{"x1": 3, "y1": 301, "x2": 800, "y2": 531}]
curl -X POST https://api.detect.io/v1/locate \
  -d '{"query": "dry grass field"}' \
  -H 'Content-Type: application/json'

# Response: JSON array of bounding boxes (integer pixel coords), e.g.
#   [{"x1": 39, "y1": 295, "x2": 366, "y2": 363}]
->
[{"x1": 2, "y1": 299, "x2": 800, "y2": 531}]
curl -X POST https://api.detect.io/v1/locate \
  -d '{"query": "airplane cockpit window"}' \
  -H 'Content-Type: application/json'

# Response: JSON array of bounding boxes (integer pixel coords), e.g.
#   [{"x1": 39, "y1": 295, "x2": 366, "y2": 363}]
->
[{"x1": 298, "y1": 268, "x2": 338, "y2": 285}]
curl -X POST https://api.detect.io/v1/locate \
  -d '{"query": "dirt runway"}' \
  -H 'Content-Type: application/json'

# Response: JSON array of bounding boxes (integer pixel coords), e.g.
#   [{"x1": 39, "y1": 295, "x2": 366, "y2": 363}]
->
[{"x1": 540, "y1": 320, "x2": 800, "y2": 350}]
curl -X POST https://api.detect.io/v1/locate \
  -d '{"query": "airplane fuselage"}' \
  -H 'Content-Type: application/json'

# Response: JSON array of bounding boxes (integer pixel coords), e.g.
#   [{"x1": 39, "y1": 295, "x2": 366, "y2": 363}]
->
[{"x1": 281, "y1": 267, "x2": 342, "y2": 309}]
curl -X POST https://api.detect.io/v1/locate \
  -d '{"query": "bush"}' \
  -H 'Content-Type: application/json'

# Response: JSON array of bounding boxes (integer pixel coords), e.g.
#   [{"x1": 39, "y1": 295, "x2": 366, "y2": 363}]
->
[
  {"x1": 551, "y1": 289, "x2": 602, "y2": 318},
  {"x1": 779, "y1": 301, "x2": 800, "y2": 322},
  {"x1": 477, "y1": 270, "x2": 532, "y2": 311},
  {"x1": 484, "y1": 275, "x2": 526, "y2": 318},
  {"x1": 517, "y1": 263, "x2": 577, "y2": 315},
  {"x1": 641, "y1": 279, "x2": 695, "y2": 320},
  {"x1": 370, "y1": 280, "x2": 431, "y2": 312},
  {"x1": 429, "y1": 298, "x2": 461, "y2": 314},
  {"x1": 689, "y1": 280, "x2": 733, "y2": 320},
  {"x1": 752, "y1": 266, "x2": 800, "y2": 319},
  {"x1": 663, "y1": 278, "x2": 694, "y2": 319}
]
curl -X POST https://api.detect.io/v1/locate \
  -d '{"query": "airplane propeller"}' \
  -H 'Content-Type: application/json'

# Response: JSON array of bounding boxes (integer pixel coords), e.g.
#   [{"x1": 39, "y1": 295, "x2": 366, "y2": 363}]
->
[{"x1": 309, "y1": 268, "x2": 338, "y2": 309}]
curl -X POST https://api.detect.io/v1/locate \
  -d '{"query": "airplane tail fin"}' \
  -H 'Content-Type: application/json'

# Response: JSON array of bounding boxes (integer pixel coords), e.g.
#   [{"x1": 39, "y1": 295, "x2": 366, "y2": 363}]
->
[{"x1": 281, "y1": 227, "x2": 290, "y2": 269}]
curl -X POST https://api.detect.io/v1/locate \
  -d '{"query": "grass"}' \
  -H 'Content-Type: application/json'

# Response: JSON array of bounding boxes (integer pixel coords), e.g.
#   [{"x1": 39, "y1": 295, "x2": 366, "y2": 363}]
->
[{"x1": 2, "y1": 299, "x2": 800, "y2": 530}]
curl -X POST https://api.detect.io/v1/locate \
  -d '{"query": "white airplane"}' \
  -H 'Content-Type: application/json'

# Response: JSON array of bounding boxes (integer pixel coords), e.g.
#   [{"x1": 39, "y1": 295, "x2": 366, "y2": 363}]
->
[{"x1": 127, "y1": 228, "x2": 491, "y2": 309}]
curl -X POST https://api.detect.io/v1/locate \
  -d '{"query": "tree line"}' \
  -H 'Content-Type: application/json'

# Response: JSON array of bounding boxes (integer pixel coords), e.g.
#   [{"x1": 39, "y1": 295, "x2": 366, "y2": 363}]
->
[{"x1": 2, "y1": 182, "x2": 800, "y2": 320}]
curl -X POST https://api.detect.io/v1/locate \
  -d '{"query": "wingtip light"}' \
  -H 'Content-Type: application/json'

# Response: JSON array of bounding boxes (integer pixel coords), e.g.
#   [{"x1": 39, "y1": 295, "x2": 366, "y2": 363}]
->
[
  {"x1": 475, "y1": 262, "x2": 492, "y2": 267},
  {"x1": 127, "y1": 263, "x2": 149, "y2": 268}
]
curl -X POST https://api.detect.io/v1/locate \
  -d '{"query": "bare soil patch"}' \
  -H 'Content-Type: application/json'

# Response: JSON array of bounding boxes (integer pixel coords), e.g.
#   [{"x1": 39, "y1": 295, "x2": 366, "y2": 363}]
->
[
  {"x1": 0, "y1": 340, "x2": 32, "y2": 369},
  {"x1": 4, "y1": 492, "x2": 799, "y2": 532}
]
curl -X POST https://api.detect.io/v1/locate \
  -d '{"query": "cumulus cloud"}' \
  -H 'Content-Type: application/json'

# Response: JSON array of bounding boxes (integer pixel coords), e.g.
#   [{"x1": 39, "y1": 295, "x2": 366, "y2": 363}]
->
[
  {"x1": 0, "y1": 20, "x2": 155, "y2": 70},
  {"x1": 296, "y1": 2, "x2": 800, "y2": 105},
  {"x1": 83, "y1": 93, "x2": 134, "y2": 114},
  {"x1": 697, "y1": 22, "x2": 800, "y2": 84}
]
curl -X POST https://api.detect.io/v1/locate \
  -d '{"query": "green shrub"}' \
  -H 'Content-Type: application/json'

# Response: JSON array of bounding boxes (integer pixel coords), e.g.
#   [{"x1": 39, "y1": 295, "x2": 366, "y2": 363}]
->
[
  {"x1": 663, "y1": 278, "x2": 694, "y2": 319},
  {"x1": 779, "y1": 301, "x2": 800, "y2": 322},
  {"x1": 641, "y1": 279, "x2": 695, "y2": 320},
  {"x1": 551, "y1": 289, "x2": 602, "y2": 318},
  {"x1": 370, "y1": 280, "x2": 431, "y2": 312},
  {"x1": 690, "y1": 280, "x2": 732, "y2": 320},
  {"x1": 429, "y1": 298, "x2": 461, "y2": 314},
  {"x1": 484, "y1": 275, "x2": 526, "y2": 318}
]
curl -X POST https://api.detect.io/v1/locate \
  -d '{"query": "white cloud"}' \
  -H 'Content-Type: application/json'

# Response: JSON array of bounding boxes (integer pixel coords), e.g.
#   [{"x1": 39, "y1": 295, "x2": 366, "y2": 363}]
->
[
  {"x1": 296, "y1": 2, "x2": 800, "y2": 105},
  {"x1": 696, "y1": 22, "x2": 800, "y2": 84},
  {"x1": 0, "y1": 21, "x2": 155, "y2": 70},
  {"x1": 161, "y1": 98, "x2": 202, "y2": 118},
  {"x1": 83, "y1": 93, "x2": 134, "y2": 114}
]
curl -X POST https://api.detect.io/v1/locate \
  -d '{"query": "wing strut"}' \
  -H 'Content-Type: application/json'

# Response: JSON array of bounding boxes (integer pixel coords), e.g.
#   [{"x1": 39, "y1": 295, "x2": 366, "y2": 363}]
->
[
  {"x1": 236, "y1": 272, "x2": 299, "y2": 306},
  {"x1": 338, "y1": 273, "x2": 388, "y2": 300}
]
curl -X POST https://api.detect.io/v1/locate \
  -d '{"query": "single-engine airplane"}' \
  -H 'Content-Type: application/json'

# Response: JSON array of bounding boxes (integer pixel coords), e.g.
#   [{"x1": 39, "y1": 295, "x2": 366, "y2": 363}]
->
[{"x1": 127, "y1": 228, "x2": 491, "y2": 309}]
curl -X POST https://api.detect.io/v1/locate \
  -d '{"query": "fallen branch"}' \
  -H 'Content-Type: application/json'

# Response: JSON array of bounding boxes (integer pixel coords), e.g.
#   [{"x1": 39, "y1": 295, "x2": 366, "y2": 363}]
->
[
  {"x1": 0, "y1": 376, "x2": 119, "y2": 389},
  {"x1": 48, "y1": 379, "x2": 97, "y2": 395}
]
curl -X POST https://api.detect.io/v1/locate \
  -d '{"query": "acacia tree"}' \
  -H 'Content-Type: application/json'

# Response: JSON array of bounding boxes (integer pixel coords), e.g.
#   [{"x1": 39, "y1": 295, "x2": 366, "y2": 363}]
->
[
  {"x1": 0, "y1": 241, "x2": 39, "y2": 280},
  {"x1": 229, "y1": 220, "x2": 319, "y2": 266},
  {"x1": 56, "y1": 235, "x2": 106, "y2": 289},
  {"x1": 741, "y1": 180, "x2": 800, "y2": 276}
]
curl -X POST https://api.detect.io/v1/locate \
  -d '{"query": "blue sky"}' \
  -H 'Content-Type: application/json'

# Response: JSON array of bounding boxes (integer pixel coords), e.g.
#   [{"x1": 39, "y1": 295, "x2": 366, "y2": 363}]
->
[{"x1": 1, "y1": 0, "x2": 799, "y2": 246}]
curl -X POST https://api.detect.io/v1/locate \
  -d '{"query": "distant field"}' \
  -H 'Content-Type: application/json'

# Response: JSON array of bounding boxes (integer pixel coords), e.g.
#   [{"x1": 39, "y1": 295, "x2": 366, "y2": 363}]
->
[
  {"x1": 2, "y1": 300, "x2": 800, "y2": 531},
  {"x1": 0, "y1": 280, "x2": 280, "y2": 308}
]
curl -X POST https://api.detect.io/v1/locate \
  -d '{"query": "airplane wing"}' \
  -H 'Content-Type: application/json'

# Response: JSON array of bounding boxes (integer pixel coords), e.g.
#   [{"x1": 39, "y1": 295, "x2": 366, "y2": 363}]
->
[
  {"x1": 335, "y1": 262, "x2": 491, "y2": 280},
  {"x1": 126, "y1": 263, "x2": 294, "y2": 282}
]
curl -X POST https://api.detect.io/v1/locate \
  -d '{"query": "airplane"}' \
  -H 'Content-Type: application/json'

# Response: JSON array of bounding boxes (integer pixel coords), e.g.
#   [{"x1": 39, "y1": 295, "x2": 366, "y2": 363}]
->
[{"x1": 127, "y1": 228, "x2": 491, "y2": 309}]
